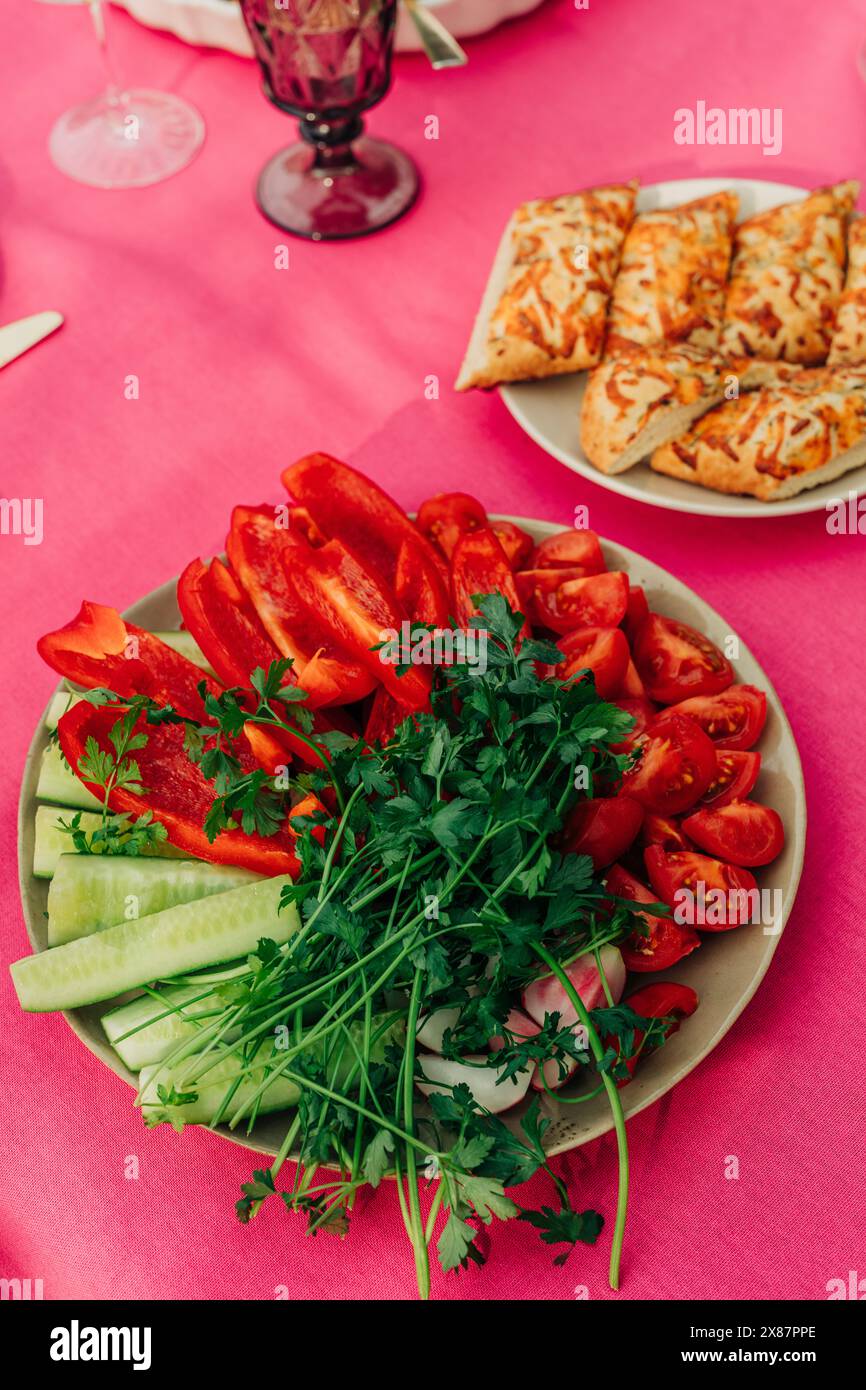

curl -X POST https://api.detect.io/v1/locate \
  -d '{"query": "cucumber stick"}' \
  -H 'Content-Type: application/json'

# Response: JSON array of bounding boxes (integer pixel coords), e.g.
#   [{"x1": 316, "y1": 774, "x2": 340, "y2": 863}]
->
[
  {"x1": 44, "y1": 691, "x2": 80, "y2": 731},
  {"x1": 102, "y1": 983, "x2": 234, "y2": 1071},
  {"x1": 33, "y1": 806, "x2": 187, "y2": 880},
  {"x1": 10, "y1": 875, "x2": 299, "y2": 1012},
  {"x1": 47, "y1": 855, "x2": 261, "y2": 945},
  {"x1": 36, "y1": 743, "x2": 102, "y2": 810}
]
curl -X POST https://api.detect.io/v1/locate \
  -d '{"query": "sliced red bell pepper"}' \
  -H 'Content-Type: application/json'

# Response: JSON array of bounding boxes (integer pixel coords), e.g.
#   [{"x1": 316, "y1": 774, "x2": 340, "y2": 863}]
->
[
  {"x1": 416, "y1": 492, "x2": 488, "y2": 562},
  {"x1": 608, "y1": 981, "x2": 699, "y2": 1085},
  {"x1": 57, "y1": 700, "x2": 300, "y2": 875},
  {"x1": 37, "y1": 601, "x2": 221, "y2": 721},
  {"x1": 177, "y1": 558, "x2": 350, "y2": 770},
  {"x1": 394, "y1": 537, "x2": 449, "y2": 627},
  {"x1": 451, "y1": 528, "x2": 531, "y2": 639},
  {"x1": 282, "y1": 453, "x2": 445, "y2": 590},
  {"x1": 227, "y1": 505, "x2": 374, "y2": 708},
  {"x1": 283, "y1": 532, "x2": 431, "y2": 710}
]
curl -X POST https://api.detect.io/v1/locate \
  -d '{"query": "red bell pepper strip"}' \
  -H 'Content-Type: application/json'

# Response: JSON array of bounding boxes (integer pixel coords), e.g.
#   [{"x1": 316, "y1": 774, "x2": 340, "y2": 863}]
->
[
  {"x1": 450, "y1": 528, "x2": 531, "y2": 639},
  {"x1": 283, "y1": 532, "x2": 432, "y2": 710},
  {"x1": 57, "y1": 700, "x2": 300, "y2": 876},
  {"x1": 282, "y1": 452, "x2": 445, "y2": 590},
  {"x1": 609, "y1": 982, "x2": 699, "y2": 1085},
  {"x1": 227, "y1": 505, "x2": 374, "y2": 708},
  {"x1": 177, "y1": 558, "x2": 350, "y2": 770},
  {"x1": 37, "y1": 601, "x2": 222, "y2": 721},
  {"x1": 416, "y1": 492, "x2": 488, "y2": 562},
  {"x1": 394, "y1": 537, "x2": 449, "y2": 628}
]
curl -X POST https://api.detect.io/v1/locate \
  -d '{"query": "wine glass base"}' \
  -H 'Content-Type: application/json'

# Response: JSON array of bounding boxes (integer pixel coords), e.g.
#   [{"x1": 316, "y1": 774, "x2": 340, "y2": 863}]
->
[
  {"x1": 49, "y1": 89, "x2": 205, "y2": 190},
  {"x1": 255, "y1": 136, "x2": 420, "y2": 241}
]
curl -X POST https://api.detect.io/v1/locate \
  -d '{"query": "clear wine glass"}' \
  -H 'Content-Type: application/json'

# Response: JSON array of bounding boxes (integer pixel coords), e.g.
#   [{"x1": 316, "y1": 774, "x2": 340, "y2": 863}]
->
[
  {"x1": 42, "y1": 0, "x2": 205, "y2": 189},
  {"x1": 239, "y1": 0, "x2": 419, "y2": 241}
]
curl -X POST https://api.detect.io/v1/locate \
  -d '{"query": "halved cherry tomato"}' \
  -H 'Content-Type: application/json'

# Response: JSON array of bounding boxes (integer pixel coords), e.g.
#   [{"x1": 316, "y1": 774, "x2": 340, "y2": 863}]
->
[
  {"x1": 640, "y1": 812, "x2": 693, "y2": 852},
  {"x1": 607, "y1": 863, "x2": 700, "y2": 972},
  {"x1": 619, "y1": 713, "x2": 717, "y2": 814},
  {"x1": 610, "y1": 981, "x2": 699, "y2": 1082},
  {"x1": 282, "y1": 454, "x2": 445, "y2": 591},
  {"x1": 57, "y1": 700, "x2": 299, "y2": 876},
  {"x1": 644, "y1": 845, "x2": 758, "y2": 929},
  {"x1": 555, "y1": 626, "x2": 630, "y2": 700},
  {"x1": 633, "y1": 613, "x2": 733, "y2": 704},
  {"x1": 617, "y1": 658, "x2": 647, "y2": 699},
  {"x1": 622, "y1": 585, "x2": 650, "y2": 643},
  {"x1": 561, "y1": 796, "x2": 643, "y2": 869},
  {"x1": 698, "y1": 750, "x2": 761, "y2": 808},
  {"x1": 610, "y1": 696, "x2": 657, "y2": 753},
  {"x1": 490, "y1": 520, "x2": 534, "y2": 570},
  {"x1": 284, "y1": 532, "x2": 431, "y2": 710},
  {"x1": 682, "y1": 801, "x2": 784, "y2": 867},
  {"x1": 516, "y1": 570, "x2": 628, "y2": 636},
  {"x1": 228, "y1": 505, "x2": 374, "y2": 708},
  {"x1": 663, "y1": 685, "x2": 767, "y2": 750},
  {"x1": 532, "y1": 530, "x2": 605, "y2": 573},
  {"x1": 416, "y1": 492, "x2": 487, "y2": 561},
  {"x1": 450, "y1": 527, "x2": 531, "y2": 638}
]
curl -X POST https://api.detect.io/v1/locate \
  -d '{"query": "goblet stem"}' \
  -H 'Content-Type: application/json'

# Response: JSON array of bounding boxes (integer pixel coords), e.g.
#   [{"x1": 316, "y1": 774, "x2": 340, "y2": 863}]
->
[
  {"x1": 88, "y1": 0, "x2": 126, "y2": 103},
  {"x1": 300, "y1": 115, "x2": 363, "y2": 175}
]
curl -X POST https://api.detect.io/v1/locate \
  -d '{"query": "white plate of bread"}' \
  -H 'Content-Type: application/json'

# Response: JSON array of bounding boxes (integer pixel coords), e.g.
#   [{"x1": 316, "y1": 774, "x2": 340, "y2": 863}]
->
[{"x1": 456, "y1": 177, "x2": 866, "y2": 517}]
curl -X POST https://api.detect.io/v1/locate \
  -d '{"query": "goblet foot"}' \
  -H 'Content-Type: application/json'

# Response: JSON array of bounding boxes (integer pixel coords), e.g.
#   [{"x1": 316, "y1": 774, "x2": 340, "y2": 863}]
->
[
  {"x1": 49, "y1": 89, "x2": 205, "y2": 190},
  {"x1": 255, "y1": 135, "x2": 420, "y2": 241}
]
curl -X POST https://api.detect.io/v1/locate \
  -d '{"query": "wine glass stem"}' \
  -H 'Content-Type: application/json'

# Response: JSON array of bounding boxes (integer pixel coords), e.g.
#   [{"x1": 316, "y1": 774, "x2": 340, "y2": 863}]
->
[
  {"x1": 301, "y1": 113, "x2": 363, "y2": 174},
  {"x1": 89, "y1": 0, "x2": 126, "y2": 106}
]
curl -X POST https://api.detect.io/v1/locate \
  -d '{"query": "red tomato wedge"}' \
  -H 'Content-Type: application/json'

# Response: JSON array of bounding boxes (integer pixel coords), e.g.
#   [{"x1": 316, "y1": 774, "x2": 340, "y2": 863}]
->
[
  {"x1": 555, "y1": 626, "x2": 630, "y2": 700},
  {"x1": 490, "y1": 519, "x2": 534, "y2": 571},
  {"x1": 619, "y1": 713, "x2": 717, "y2": 814},
  {"x1": 610, "y1": 696, "x2": 657, "y2": 753},
  {"x1": 227, "y1": 505, "x2": 374, "y2": 708},
  {"x1": 611, "y1": 981, "x2": 699, "y2": 1083},
  {"x1": 606, "y1": 863, "x2": 700, "y2": 972},
  {"x1": 663, "y1": 685, "x2": 767, "y2": 750},
  {"x1": 416, "y1": 492, "x2": 488, "y2": 561},
  {"x1": 617, "y1": 657, "x2": 647, "y2": 699},
  {"x1": 516, "y1": 570, "x2": 628, "y2": 636},
  {"x1": 622, "y1": 585, "x2": 650, "y2": 643},
  {"x1": 644, "y1": 845, "x2": 758, "y2": 929},
  {"x1": 640, "y1": 813, "x2": 693, "y2": 852},
  {"x1": 450, "y1": 527, "x2": 531, "y2": 638},
  {"x1": 633, "y1": 613, "x2": 734, "y2": 703},
  {"x1": 682, "y1": 801, "x2": 784, "y2": 867},
  {"x1": 57, "y1": 700, "x2": 300, "y2": 876},
  {"x1": 283, "y1": 532, "x2": 431, "y2": 710},
  {"x1": 531, "y1": 530, "x2": 605, "y2": 573},
  {"x1": 561, "y1": 796, "x2": 643, "y2": 869},
  {"x1": 37, "y1": 600, "x2": 222, "y2": 722},
  {"x1": 698, "y1": 750, "x2": 761, "y2": 808}
]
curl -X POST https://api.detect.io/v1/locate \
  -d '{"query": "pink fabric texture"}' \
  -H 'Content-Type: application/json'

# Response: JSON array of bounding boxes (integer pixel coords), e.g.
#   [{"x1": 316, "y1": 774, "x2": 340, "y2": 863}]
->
[{"x1": 2, "y1": 0, "x2": 866, "y2": 1301}]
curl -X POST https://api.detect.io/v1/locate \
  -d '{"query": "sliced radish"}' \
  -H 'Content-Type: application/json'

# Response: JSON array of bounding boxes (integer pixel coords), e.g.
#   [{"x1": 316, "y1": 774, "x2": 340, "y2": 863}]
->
[
  {"x1": 489, "y1": 1008, "x2": 540, "y2": 1051},
  {"x1": 416, "y1": 1054, "x2": 532, "y2": 1114},
  {"x1": 533, "y1": 1053, "x2": 578, "y2": 1093},
  {"x1": 416, "y1": 1006, "x2": 462, "y2": 1053},
  {"x1": 489, "y1": 1008, "x2": 581, "y2": 1094},
  {"x1": 522, "y1": 945, "x2": 625, "y2": 1028}
]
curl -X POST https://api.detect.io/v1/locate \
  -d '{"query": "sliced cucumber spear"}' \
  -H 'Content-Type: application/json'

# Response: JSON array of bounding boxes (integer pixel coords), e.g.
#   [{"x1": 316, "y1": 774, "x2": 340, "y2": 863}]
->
[
  {"x1": 10, "y1": 875, "x2": 299, "y2": 1012},
  {"x1": 35, "y1": 743, "x2": 101, "y2": 810},
  {"x1": 102, "y1": 983, "x2": 236, "y2": 1071},
  {"x1": 33, "y1": 806, "x2": 188, "y2": 880},
  {"x1": 47, "y1": 855, "x2": 261, "y2": 946}
]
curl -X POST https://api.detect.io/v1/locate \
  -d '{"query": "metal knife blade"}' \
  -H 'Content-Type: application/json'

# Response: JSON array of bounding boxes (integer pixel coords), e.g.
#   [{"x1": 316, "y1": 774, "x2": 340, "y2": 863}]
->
[{"x1": 0, "y1": 311, "x2": 64, "y2": 369}]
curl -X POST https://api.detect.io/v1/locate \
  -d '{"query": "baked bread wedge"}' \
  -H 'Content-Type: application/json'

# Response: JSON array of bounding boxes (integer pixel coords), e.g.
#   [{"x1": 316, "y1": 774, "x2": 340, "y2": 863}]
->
[
  {"x1": 580, "y1": 344, "x2": 740, "y2": 474},
  {"x1": 722, "y1": 181, "x2": 859, "y2": 364},
  {"x1": 649, "y1": 364, "x2": 866, "y2": 500},
  {"x1": 605, "y1": 192, "x2": 738, "y2": 354},
  {"x1": 456, "y1": 181, "x2": 638, "y2": 390},
  {"x1": 828, "y1": 217, "x2": 866, "y2": 364}
]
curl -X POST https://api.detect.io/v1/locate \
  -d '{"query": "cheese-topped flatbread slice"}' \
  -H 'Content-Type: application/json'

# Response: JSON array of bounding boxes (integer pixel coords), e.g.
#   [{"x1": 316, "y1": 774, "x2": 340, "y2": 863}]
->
[
  {"x1": 456, "y1": 181, "x2": 638, "y2": 390},
  {"x1": 604, "y1": 192, "x2": 738, "y2": 354},
  {"x1": 721, "y1": 181, "x2": 859, "y2": 364},
  {"x1": 828, "y1": 217, "x2": 866, "y2": 364},
  {"x1": 650, "y1": 364, "x2": 866, "y2": 500},
  {"x1": 581, "y1": 344, "x2": 738, "y2": 474}
]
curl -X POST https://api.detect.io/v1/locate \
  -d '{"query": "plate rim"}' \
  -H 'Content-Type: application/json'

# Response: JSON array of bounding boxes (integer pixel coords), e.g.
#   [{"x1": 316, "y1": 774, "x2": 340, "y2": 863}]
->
[
  {"x1": 16, "y1": 518, "x2": 807, "y2": 1160},
  {"x1": 499, "y1": 174, "x2": 864, "y2": 519}
]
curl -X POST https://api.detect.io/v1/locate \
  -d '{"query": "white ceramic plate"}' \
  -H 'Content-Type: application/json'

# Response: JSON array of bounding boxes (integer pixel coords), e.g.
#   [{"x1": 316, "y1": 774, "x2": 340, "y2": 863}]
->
[
  {"x1": 500, "y1": 177, "x2": 865, "y2": 518},
  {"x1": 17, "y1": 518, "x2": 806, "y2": 1158}
]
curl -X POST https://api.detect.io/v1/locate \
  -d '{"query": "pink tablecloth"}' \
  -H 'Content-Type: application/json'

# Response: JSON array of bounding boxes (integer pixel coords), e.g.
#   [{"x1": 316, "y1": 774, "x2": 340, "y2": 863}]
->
[{"x1": 2, "y1": 0, "x2": 866, "y2": 1302}]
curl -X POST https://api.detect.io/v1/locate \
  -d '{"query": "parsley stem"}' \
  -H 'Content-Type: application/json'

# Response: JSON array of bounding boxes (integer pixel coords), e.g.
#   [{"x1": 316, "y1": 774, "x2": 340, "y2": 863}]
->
[
  {"x1": 402, "y1": 970, "x2": 431, "y2": 1300},
  {"x1": 530, "y1": 941, "x2": 629, "y2": 1293}
]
